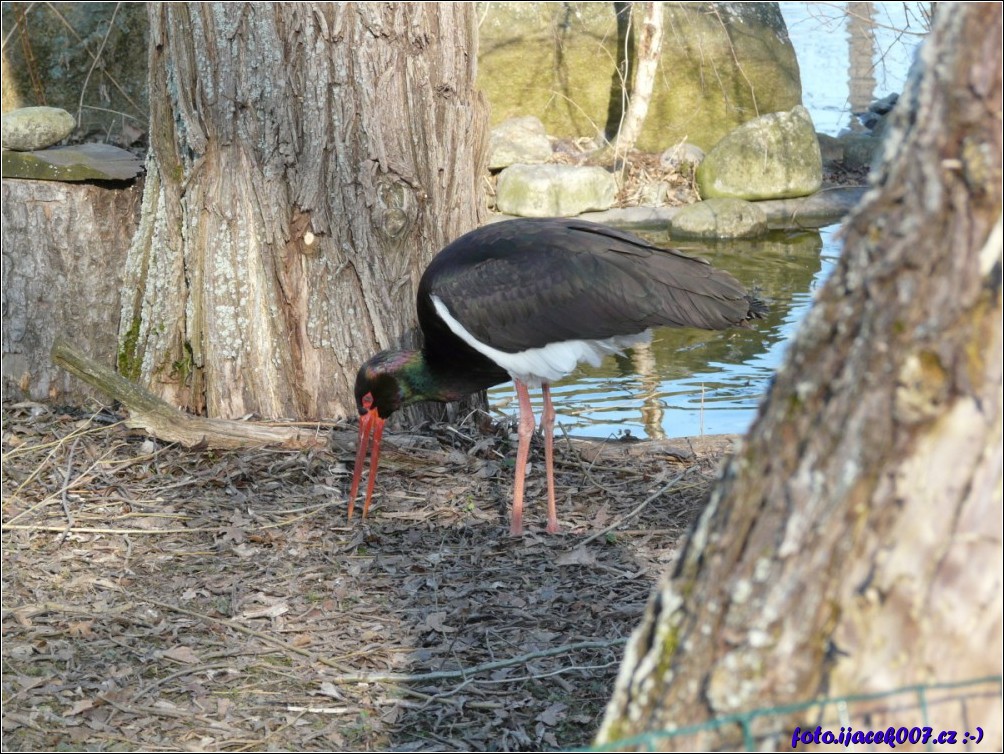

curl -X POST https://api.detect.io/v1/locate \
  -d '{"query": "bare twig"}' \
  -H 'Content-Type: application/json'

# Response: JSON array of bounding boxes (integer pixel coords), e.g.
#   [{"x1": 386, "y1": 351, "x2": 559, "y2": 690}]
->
[
  {"x1": 2, "y1": 420, "x2": 124, "y2": 462},
  {"x1": 76, "y1": 2, "x2": 121, "y2": 128},
  {"x1": 4, "y1": 438, "x2": 124, "y2": 526},
  {"x1": 130, "y1": 661, "x2": 236, "y2": 702},
  {"x1": 13, "y1": 3, "x2": 46, "y2": 104},
  {"x1": 2, "y1": 500, "x2": 347, "y2": 535},
  {"x1": 79, "y1": 104, "x2": 144, "y2": 122},
  {"x1": 283, "y1": 705, "x2": 355, "y2": 715},
  {"x1": 478, "y1": 659, "x2": 621, "y2": 685},
  {"x1": 56, "y1": 435, "x2": 82, "y2": 543},
  {"x1": 43, "y1": 1, "x2": 145, "y2": 117},
  {"x1": 139, "y1": 597, "x2": 354, "y2": 673},
  {"x1": 1, "y1": 2, "x2": 37, "y2": 51},
  {"x1": 578, "y1": 466, "x2": 697, "y2": 547},
  {"x1": 2, "y1": 523, "x2": 219, "y2": 534}
]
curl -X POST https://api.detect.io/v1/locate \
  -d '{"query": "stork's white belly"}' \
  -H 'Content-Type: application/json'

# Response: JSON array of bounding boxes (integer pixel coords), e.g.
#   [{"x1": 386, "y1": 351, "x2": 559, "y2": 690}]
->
[{"x1": 431, "y1": 295, "x2": 651, "y2": 387}]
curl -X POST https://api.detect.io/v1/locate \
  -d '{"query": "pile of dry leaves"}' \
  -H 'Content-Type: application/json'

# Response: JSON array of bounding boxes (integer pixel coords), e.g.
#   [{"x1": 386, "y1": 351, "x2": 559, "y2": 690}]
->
[{"x1": 2, "y1": 401, "x2": 736, "y2": 751}]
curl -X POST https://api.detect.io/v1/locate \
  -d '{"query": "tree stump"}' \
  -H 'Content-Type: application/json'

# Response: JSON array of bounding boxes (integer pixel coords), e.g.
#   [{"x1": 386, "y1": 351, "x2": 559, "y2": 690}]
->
[{"x1": 2, "y1": 178, "x2": 141, "y2": 403}]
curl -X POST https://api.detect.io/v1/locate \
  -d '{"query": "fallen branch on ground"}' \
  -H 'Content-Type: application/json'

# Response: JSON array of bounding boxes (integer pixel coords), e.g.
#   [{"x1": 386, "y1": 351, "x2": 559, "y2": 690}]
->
[{"x1": 50, "y1": 336, "x2": 328, "y2": 450}]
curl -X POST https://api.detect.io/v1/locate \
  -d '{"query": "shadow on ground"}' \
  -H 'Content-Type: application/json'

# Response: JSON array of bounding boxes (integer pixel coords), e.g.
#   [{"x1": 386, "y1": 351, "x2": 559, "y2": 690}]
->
[{"x1": 2, "y1": 402, "x2": 733, "y2": 751}]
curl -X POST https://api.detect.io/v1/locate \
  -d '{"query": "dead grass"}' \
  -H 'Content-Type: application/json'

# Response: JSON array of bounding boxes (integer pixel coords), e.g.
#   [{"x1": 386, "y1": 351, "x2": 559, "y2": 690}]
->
[{"x1": 2, "y1": 401, "x2": 735, "y2": 751}]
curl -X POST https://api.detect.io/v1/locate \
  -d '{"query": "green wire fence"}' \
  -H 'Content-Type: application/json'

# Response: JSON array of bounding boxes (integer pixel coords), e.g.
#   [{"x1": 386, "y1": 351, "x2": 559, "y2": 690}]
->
[{"x1": 587, "y1": 675, "x2": 1002, "y2": 751}]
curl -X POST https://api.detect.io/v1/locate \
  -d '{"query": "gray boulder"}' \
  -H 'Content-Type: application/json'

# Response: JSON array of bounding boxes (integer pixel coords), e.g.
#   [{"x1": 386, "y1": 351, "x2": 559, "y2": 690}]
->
[
  {"x1": 817, "y1": 133, "x2": 844, "y2": 165},
  {"x1": 2, "y1": 107, "x2": 76, "y2": 151},
  {"x1": 496, "y1": 164, "x2": 617, "y2": 217},
  {"x1": 697, "y1": 106, "x2": 823, "y2": 201},
  {"x1": 869, "y1": 93, "x2": 899, "y2": 115},
  {"x1": 841, "y1": 134, "x2": 883, "y2": 171},
  {"x1": 489, "y1": 116, "x2": 553, "y2": 170},
  {"x1": 670, "y1": 198, "x2": 768, "y2": 239},
  {"x1": 660, "y1": 142, "x2": 705, "y2": 172}
]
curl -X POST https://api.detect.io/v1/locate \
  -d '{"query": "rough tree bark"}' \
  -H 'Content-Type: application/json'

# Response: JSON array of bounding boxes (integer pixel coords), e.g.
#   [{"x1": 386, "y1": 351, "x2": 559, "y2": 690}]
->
[
  {"x1": 1, "y1": 179, "x2": 141, "y2": 403},
  {"x1": 120, "y1": 3, "x2": 487, "y2": 420},
  {"x1": 598, "y1": 5, "x2": 1002, "y2": 750}
]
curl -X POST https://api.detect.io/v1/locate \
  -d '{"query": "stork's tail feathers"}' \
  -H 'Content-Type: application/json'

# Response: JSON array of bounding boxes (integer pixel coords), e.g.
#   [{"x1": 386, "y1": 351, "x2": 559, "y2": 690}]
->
[{"x1": 746, "y1": 289, "x2": 767, "y2": 321}]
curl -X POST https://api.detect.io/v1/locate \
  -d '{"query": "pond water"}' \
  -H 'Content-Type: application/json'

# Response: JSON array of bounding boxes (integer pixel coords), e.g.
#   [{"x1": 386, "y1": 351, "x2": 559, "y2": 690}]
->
[
  {"x1": 487, "y1": 3, "x2": 927, "y2": 440},
  {"x1": 781, "y1": 1, "x2": 929, "y2": 135},
  {"x1": 488, "y1": 228, "x2": 837, "y2": 439}
]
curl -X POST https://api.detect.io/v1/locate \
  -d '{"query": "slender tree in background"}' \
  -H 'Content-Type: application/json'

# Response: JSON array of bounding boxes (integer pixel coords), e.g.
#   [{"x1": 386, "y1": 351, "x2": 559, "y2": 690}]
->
[
  {"x1": 598, "y1": 4, "x2": 1002, "y2": 748},
  {"x1": 119, "y1": 3, "x2": 487, "y2": 420},
  {"x1": 609, "y1": 2, "x2": 664, "y2": 156}
]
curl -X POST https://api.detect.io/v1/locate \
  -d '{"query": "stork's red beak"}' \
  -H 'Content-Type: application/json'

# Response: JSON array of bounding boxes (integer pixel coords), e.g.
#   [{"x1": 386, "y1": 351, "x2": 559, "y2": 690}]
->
[{"x1": 348, "y1": 400, "x2": 385, "y2": 521}]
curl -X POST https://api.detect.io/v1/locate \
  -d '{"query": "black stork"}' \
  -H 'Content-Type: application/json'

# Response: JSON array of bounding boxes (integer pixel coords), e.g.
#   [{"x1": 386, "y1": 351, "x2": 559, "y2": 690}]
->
[{"x1": 349, "y1": 217, "x2": 764, "y2": 535}]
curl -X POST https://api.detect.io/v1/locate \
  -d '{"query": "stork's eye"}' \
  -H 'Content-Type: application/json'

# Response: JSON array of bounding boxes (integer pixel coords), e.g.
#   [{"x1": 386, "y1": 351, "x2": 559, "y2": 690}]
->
[{"x1": 360, "y1": 392, "x2": 374, "y2": 411}]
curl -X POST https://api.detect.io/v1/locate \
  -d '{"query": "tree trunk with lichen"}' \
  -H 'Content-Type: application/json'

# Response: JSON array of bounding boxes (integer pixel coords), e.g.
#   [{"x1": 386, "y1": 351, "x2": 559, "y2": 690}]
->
[
  {"x1": 597, "y1": 5, "x2": 1002, "y2": 750},
  {"x1": 120, "y1": 2, "x2": 487, "y2": 421}
]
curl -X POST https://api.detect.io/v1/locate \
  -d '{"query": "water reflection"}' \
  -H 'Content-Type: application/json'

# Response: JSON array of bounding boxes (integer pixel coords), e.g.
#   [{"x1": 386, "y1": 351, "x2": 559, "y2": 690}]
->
[
  {"x1": 488, "y1": 228, "x2": 840, "y2": 439},
  {"x1": 847, "y1": 2, "x2": 878, "y2": 124},
  {"x1": 781, "y1": 1, "x2": 925, "y2": 135}
]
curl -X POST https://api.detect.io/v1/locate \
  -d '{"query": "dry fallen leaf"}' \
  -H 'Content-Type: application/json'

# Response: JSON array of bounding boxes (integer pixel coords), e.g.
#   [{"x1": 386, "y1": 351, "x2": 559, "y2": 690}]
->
[
  {"x1": 64, "y1": 699, "x2": 95, "y2": 717},
  {"x1": 290, "y1": 633, "x2": 313, "y2": 648},
  {"x1": 424, "y1": 611, "x2": 457, "y2": 633},
  {"x1": 241, "y1": 601, "x2": 289, "y2": 619},
  {"x1": 67, "y1": 620, "x2": 94, "y2": 638},
  {"x1": 317, "y1": 682, "x2": 344, "y2": 700},
  {"x1": 163, "y1": 645, "x2": 201, "y2": 664},
  {"x1": 556, "y1": 546, "x2": 597, "y2": 567},
  {"x1": 536, "y1": 701, "x2": 568, "y2": 726}
]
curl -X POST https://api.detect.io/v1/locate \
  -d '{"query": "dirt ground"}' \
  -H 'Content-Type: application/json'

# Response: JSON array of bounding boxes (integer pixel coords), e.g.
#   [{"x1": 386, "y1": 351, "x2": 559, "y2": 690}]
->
[{"x1": 1, "y1": 400, "x2": 739, "y2": 752}]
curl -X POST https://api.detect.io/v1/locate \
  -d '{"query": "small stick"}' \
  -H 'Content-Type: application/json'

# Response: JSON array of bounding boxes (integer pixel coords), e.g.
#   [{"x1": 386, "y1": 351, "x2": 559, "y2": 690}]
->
[
  {"x1": 577, "y1": 466, "x2": 697, "y2": 547},
  {"x1": 56, "y1": 436, "x2": 82, "y2": 543}
]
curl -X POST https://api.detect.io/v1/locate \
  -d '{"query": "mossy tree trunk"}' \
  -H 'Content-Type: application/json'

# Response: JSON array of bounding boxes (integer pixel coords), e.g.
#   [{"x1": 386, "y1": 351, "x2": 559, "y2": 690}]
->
[
  {"x1": 120, "y1": 3, "x2": 487, "y2": 420},
  {"x1": 598, "y1": 5, "x2": 1002, "y2": 749}
]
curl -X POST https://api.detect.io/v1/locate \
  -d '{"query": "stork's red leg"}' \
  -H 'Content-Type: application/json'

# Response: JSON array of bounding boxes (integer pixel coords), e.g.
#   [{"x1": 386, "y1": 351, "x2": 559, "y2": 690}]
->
[
  {"x1": 347, "y1": 418, "x2": 372, "y2": 521},
  {"x1": 362, "y1": 417, "x2": 384, "y2": 518},
  {"x1": 348, "y1": 404, "x2": 385, "y2": 522},
  {"x1": 510, "y1": 378, "x2": 536, "y2": 535},
  {"x1": 541, "y1": 383, "x2": 558, "y2": 533}
]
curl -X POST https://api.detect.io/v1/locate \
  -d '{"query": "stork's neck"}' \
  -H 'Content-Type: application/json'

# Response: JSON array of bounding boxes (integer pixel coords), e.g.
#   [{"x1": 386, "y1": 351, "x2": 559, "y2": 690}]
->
[{"x1": 378, "y1": 349, "x2": 501, "y2": 406}]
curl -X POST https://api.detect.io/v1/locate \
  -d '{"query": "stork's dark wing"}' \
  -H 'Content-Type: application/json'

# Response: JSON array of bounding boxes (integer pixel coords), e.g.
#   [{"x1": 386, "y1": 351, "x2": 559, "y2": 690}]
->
[{"x1": 417, "y1": 218, "x2": 762, "y2": 354}]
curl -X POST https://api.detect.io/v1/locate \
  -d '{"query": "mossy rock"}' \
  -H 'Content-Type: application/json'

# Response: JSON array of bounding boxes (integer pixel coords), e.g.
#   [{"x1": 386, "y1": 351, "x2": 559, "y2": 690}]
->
[
  {"x1": 3, "y1": 144, "x2": 144, "y2": 182},
  {"x1": 671, "y1": 198, "x2": 768, "y2": 239},
  {"x1": 696, "y1": 106, "x2": 822, "y2": 200},
  {"x1": 478, "y1": 2, "x2": 802, "y2": 152},
  {"x1": 496, "y1": 164, "x2": 617, "y2": 217}
]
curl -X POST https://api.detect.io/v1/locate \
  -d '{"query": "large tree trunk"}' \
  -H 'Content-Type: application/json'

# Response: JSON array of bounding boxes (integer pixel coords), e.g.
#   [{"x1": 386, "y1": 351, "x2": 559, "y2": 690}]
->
[
  {"x1": 598, "y1": 5, "x2": 1002, "y2": 750},
  {"x1": 121, "y1": 3, "x2": 487, "y2": 420}
]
